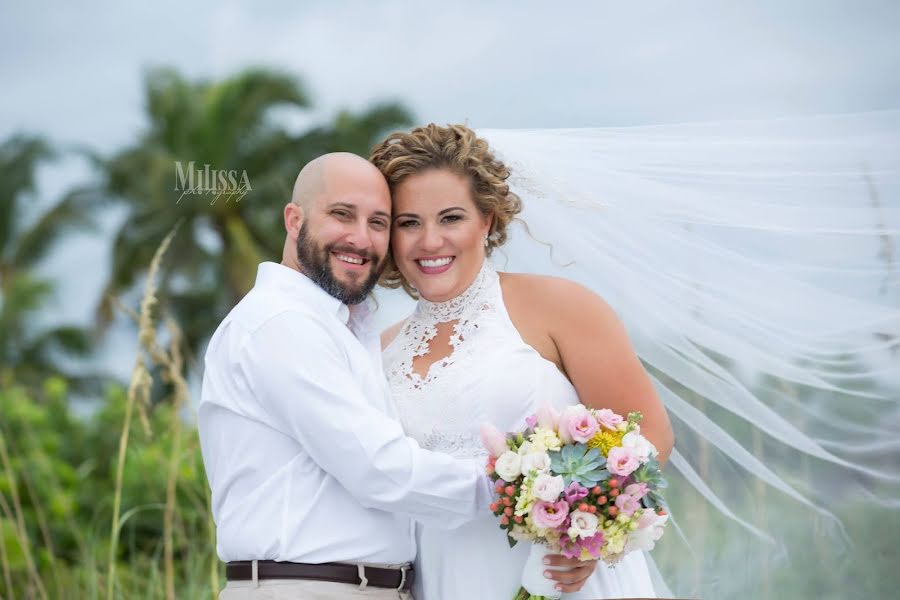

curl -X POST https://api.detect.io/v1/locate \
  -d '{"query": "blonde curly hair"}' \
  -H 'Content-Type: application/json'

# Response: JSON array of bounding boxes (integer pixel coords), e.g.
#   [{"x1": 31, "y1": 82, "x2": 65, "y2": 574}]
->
[{"x1": 369, "y1": 123, "x2": 522, "y2": 297}]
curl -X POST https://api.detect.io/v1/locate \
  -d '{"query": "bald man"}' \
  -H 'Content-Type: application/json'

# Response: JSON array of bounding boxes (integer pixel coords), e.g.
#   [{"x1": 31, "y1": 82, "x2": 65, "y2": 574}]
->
[{"x1": 198, "y1": 153, "x2": 491, "y2": 599}]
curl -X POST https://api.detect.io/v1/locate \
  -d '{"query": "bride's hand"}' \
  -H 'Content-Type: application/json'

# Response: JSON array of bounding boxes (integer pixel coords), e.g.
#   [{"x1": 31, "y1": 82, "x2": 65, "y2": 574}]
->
[{"x1": 543, "y1": 554, "x2": 598, "y2": 593}]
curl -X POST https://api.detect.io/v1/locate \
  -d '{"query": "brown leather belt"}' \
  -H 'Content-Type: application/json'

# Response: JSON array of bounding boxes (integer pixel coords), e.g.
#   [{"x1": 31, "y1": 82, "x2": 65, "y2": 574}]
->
[{"x1": 226, "y1": 560, "x2": 413, "y2": 591}]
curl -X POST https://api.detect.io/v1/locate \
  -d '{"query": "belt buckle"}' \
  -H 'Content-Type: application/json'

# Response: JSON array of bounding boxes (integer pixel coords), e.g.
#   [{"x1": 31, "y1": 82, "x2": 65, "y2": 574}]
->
[{"x1": 397, "y1": 565, "x2": 408, "y2": 591}]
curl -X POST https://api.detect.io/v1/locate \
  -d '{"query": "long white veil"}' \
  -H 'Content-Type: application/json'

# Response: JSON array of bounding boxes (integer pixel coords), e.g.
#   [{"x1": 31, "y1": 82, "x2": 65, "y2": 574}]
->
[{"x1": 463, "y1": 111, "x2": 900, "y2": 598}]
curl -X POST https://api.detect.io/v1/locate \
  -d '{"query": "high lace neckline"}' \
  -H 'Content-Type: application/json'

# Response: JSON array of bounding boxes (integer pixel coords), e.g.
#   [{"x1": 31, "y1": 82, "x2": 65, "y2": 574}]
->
[{"x1": 416, "y1": 260, "x2": 494, "y2": 322}]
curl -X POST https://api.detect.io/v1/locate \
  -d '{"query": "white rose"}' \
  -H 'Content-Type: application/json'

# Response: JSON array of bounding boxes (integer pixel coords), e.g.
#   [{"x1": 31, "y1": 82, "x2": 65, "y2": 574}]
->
[
  {"x1": 517, "y1": 441, "x2": 534, "y2": 456},
  {"x1": 521, "y1": 451, "x2": 552, "y2": 476},
  {"x1": 621, "y1": 431, "x2": 657, "y2": 462},
  {"x1": 532, "y1": 473, "x2": 565, "y2": 502},
  {"x1": 495, "y1": 451, "x2": 522, "y2": 482},
  {"x1": 567, "y1": 510, "x2": 599, "y2": 539}
]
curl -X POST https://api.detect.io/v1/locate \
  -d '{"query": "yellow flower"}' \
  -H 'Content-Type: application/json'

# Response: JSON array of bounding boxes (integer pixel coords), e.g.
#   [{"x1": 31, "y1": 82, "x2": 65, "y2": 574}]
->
[{"x1": 587, "y1": 429, "x2": 625, "y2": 456}]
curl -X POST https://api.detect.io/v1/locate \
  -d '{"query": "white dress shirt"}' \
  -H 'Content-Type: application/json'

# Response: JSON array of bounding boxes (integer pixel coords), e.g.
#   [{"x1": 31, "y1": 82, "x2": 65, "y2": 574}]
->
[{"x1": 198, "y1": 262, "x2": 490, "y2": 564}]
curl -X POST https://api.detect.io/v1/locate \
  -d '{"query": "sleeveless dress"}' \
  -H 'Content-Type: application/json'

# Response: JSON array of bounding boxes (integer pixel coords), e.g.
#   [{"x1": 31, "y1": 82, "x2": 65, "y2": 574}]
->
[{"x1": 382, "y1": 260, "x2": 657, "y2": 599}]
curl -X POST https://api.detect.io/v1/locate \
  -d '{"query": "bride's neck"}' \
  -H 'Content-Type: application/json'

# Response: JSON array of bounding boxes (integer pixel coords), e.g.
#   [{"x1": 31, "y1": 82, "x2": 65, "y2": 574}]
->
[{"x1": 418, "y1": 260, "x2": 490, "y2": 307}]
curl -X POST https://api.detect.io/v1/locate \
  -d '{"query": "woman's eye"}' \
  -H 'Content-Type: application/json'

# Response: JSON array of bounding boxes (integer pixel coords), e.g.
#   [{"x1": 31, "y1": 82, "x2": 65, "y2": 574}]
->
[
  {"x1": 442, "y1": 214, "x2": 463, "y2": 223},
  {"x1": 397, "y1": 220, "x2": 418, "y2": 228}
]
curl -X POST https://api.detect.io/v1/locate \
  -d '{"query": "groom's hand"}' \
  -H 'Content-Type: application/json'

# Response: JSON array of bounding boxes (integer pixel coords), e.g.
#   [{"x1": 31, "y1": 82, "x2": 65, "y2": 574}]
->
[{"x1": 543, "y1": 554, "x2": 598, "y2": 593}]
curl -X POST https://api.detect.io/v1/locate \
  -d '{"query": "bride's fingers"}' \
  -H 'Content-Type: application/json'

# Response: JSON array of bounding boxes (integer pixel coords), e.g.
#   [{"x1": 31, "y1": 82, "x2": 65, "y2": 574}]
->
[
  {"x1": 543, "y1": 554, "x2": 590, "y2": 569},
  {"x1": 544, "y1": 562, "x2": 596, "y2": 587}
]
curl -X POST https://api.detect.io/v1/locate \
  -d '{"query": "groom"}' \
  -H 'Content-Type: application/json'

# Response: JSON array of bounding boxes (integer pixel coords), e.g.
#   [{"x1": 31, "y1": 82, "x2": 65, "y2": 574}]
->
[{"x1": 199, "y1": 153, "x2": 593, "y2": 598}]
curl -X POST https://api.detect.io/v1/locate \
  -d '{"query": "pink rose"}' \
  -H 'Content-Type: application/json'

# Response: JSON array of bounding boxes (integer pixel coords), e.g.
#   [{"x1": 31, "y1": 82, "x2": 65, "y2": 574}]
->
[
  {"x1": 480, "y1": 424, "x2": 508, "y2": 458},
  {"x1": 606, "y1": 446, "x2": 640, "y2": 477},
  {"x1": 614, "y1": 493, "x2": 641, "y2": 517},
  {"x1": 594, "y1": 408, "x2": 625, "y2": 430},
  {"x1": 624, "y1": 482, "x2": 649, "y2": 500},
  {"x1": 531, "y1": 500, "x2": 570, "y2": 530}
]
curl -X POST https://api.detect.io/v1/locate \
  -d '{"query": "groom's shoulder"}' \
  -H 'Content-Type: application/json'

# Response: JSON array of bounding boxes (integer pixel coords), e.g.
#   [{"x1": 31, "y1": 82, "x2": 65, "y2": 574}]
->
[{"x1": 214, "y1": 287, "x2": 337, "y2": 346}]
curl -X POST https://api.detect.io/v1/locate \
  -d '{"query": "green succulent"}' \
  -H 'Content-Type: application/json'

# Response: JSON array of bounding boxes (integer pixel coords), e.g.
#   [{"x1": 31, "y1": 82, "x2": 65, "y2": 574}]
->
[
  {"x1": 631, "y1": 458, "x2": 668, "y2": 510},
  {"x1": 549, "y1": 443, "x2": 608, "y2": 487}
]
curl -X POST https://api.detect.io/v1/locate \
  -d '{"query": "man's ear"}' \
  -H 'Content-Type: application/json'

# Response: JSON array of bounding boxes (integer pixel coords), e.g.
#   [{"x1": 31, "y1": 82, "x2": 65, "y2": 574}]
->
[{"x1": 284, "y1": 202, "x2": 305, "y2": 240}]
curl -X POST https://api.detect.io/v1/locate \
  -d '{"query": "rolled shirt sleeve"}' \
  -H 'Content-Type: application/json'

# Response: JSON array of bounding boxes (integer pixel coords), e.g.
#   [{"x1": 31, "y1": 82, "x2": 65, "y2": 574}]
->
[{"x1": 242, "y1": 310, "x2": 492, "y2": 528}]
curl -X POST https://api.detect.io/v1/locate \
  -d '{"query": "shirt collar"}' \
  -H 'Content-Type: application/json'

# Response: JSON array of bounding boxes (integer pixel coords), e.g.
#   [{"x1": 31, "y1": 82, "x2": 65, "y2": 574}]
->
[{"x1": 254, "y1": 262, "x2": 351, "y2": 324}]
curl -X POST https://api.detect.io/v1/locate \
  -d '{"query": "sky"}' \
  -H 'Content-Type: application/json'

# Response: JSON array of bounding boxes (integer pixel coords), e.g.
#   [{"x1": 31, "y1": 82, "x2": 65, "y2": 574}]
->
[{"x1": 3, "y1": 0, "x2": 900, "y2": 381}]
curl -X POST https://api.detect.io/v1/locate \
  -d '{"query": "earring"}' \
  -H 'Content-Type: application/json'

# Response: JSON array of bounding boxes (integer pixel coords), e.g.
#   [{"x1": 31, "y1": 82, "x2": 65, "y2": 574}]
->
[{"x1": 484, "y1": 234, "x2": 490, "y2": 247}]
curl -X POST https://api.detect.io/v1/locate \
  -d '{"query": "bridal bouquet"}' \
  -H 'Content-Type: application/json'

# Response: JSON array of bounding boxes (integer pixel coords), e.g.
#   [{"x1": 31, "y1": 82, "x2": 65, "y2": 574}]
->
[{"x1": 481, "y1": 403, "x2": 668, "y2": 600}]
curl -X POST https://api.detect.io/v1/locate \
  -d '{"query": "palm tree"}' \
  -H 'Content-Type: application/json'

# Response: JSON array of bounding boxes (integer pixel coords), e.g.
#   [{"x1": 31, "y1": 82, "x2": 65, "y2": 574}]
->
[
  {"x1": 0, "y1": 134, "x2": 99, "y2": 392},
  {"x1": 93, "y1": 66, "x2": 413, "y2": 361}
]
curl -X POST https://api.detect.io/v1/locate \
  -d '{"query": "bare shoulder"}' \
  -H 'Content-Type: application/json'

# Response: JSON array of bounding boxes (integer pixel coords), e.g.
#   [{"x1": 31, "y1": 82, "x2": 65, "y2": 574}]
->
[
  {"x1": 499, "y1": 272, "x2": 616, "y2": 326},
  {"x1": 380, "y1": 318, "x2": 408, "y2": 350}
]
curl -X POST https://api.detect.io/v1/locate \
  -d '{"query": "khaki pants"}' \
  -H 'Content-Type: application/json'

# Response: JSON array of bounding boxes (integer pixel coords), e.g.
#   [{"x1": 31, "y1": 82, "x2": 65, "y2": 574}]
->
[{"x1": 219, "y1": 578, "x2": 413, "y2": 600}]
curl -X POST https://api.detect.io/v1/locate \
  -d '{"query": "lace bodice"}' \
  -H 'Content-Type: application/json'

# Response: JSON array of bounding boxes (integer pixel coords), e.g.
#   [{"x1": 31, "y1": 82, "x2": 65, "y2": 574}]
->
[{"x1": 382, "y1": 260, "x2": 581, "y2": 459}]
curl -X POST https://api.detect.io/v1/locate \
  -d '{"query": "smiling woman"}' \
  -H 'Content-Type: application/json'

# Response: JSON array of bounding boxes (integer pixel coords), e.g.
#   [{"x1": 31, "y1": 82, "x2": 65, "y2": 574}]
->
[
  {"x1": 370, "y1": 124, "x2": 669, "y2": 598},
  {"x1": 391, "y1": 170, "x2": 494, "y2": 302}
]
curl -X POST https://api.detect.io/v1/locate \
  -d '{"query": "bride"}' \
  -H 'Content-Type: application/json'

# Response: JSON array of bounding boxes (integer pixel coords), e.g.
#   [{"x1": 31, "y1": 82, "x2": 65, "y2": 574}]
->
[
  {"x1": 372, "y1": 115, "x2": 900, "y2": 599},
  {"x1": 371, "y1": 124, "x2": 671, "y2": 598}
]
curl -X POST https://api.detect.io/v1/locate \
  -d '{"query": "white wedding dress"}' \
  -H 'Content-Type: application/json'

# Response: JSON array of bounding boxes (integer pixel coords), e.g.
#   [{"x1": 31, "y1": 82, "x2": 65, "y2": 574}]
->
[{"x1": 383, "y1": 259, "x2": 657, "y2": 599}]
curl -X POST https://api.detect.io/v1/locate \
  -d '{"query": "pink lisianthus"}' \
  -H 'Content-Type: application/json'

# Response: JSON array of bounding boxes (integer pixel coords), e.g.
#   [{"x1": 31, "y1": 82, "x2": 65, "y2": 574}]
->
[
  {"x1": 559, "y1": 531, "x2": 605, "y2": 560},
  {"x1": 480, "y1": 423, "x2": 509, "y2": 458},
  {"x1": 607, "y1": 446, "x2": 640, "y2": 477},
  {"x1": 570, "y1": 412, "x2": 600, "y2": 443},
  {"x1": 557, "y1": 406, "x2": 587, "y2": 444},
  {"x1": 594, "y1": 408, "x2": 625, "y2": 431},
  {"x1": 559, "y1": 405, "x2": 599, "y2": 443},
  {"x1": 531, "y1": 500, "x2": 570, "y2": 530},
  {"x1": 614, "y1": 493, "x2": 641, "y2": 517},
  {"x1": 624, "y1": 482, "x2": 649, "y2": 500},
  {"x1": 563, "y1": 481, "x2": 589, "y2": 505}
]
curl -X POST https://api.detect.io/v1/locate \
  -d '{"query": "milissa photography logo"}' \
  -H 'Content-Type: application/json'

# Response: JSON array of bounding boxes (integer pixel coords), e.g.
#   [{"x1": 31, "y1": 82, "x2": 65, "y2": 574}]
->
[{"x1": 174, "y1": 161, "x2": 252, "y2": 204}]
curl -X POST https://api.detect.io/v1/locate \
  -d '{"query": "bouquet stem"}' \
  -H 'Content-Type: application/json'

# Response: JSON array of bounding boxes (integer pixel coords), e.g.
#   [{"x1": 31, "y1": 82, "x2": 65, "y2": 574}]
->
[{"x1": 519, "y1": 543, "x2": 563, "y2": 599}]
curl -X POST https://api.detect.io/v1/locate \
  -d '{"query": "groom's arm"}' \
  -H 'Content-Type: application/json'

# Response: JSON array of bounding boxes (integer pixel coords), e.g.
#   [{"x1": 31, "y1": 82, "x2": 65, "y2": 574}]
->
[{"x1": 241, "y1": 309, "x2": 491, "y2": 528}]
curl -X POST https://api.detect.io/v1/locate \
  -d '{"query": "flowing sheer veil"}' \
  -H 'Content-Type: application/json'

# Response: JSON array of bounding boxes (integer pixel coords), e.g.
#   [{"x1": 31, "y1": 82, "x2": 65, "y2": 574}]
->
[{"x1": 375, "y1": 111, "x2": 900, "y2": 597}]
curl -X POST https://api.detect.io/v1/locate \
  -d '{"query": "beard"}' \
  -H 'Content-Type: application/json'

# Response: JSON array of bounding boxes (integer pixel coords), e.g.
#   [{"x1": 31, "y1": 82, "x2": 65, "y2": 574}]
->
[{"x1": 295, "y1": 222, "x2": 384, "y2": 305}]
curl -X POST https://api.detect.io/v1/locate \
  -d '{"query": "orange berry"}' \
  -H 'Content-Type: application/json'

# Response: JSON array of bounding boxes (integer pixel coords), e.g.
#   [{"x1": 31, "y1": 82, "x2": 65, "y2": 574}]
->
[
  {"x1": 578, "y1": 503, "x2": 590, "y2": 512},
  {"x1": 588, "y1": 505, "x2": 597, "y2": 514},
  {"x1": 609, "y1": 488, "x2": 620, "y2": 498},
  {"x1": 598, "y1": 495, "x2": 608, "y2": 505},
  {"x1": 608, "y1": 478, "x2": 619, "y2": 488},
  {"x1": 659, "y1": 510, "x2": 667, "y2": 516},
  {"x1": 608, "y1": 506, "x2": 619, "y2": 517},
  {"x1": 502, "y1": 497, "x2": 512, "y2": 506},
  {"x1": 505, "y1": 486, "x2": 516, "y2": 497},
  {"x1": 591, "y1": 486, "x2": 602, "y2": 496},
  {"x1": 486, "y1": 465, "x2": 495, "y2": 475},
  {"x1": 495, "y1": 483, "x2": 505, "y2": 493},
  {"x1": 504, "y1": 507, "x2": 514, "y2": 516},
  {"x1": 500, "y1": 515, "x2": 509, "y2": 525},
  {"x1": 490, "y1": 502, "x2": 499, "y2": 512}
]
